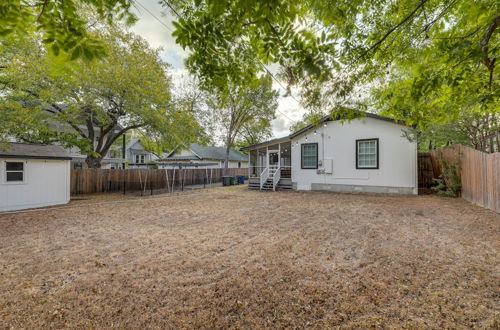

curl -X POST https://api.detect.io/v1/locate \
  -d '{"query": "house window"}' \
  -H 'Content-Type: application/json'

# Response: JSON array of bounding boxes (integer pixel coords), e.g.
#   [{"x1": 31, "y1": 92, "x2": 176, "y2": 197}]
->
[
  {"x1": 356, "y1": 138, "x2": 379, "y2": 169},
  {"x1": 238, "y1": 162, "x2": 241, "y2": 168},
  {"x1": 301, "y1": 143, "x2": 318, "y2": 169},
  {"x1": 5, "y1": 161, "x2": 24, "y2": 182},
  {"x1": 135, "y1": 155, "x2": 145, "y2": 164}
]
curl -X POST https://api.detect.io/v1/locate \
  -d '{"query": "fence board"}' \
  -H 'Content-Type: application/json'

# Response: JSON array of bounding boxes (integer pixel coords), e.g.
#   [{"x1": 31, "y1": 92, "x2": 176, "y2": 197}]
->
[
  {"x1": 431, "y1": 145, "x2": 499, "y2": 213},
  {"x1": 71, "y1": 168, "x2": 248, "y2": 195}
]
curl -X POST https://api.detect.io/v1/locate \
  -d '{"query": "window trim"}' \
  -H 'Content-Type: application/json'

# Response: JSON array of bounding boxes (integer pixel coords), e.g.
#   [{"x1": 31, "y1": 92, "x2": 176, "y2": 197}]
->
[
  {"x1": 356, "y1": 138, "x2": 379, "y2": 169},
  {"x1": 135, "y1": 154, "x2": 146, "y2": 164},
  {"x1": 301, "y1": 143, "x2": 318, "y2": 169},
  {"x1": 3, "y1": 161, "x2": 26, "y2": 184}
]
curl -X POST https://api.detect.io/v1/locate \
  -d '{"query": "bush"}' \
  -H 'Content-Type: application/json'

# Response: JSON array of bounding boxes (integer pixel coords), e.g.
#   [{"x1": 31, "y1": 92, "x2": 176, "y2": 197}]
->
[{"x1": 431, "y1": 150, "x2": 461, "y2": 197}]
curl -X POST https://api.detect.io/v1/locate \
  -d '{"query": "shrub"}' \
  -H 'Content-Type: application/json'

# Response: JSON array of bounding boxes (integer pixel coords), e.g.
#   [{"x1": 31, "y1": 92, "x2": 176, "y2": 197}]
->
[{"x1": 432, "y1": 150, "x2": 461, "y2": 197}]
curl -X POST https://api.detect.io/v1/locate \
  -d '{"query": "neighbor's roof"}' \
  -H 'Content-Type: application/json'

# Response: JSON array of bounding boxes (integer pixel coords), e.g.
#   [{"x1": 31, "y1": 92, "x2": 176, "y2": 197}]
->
[
  {"x1": 241, "y1": 112, "x2": 408, "y2": 151},
  {"x1": 163, "y1": 155, "x2": 199, "y2": 161},
  {"x1": 0, "y1": 143, "x2": 71, "y2": 160},
  {"x1": 165, "y1": 143, "x2": 248, "y2": 162}
]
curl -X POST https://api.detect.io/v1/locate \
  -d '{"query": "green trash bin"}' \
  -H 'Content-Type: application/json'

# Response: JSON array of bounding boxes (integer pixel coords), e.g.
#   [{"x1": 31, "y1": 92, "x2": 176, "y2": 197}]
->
[{"x1": 222, "y1": 176, "x2": 234, "y2": 186}]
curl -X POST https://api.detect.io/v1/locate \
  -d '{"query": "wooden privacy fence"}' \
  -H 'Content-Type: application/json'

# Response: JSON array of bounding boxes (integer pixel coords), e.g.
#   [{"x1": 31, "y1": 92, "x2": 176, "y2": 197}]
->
[
  {"x1": 71, "y1": 168, "x2": 248, "y2": 195},
  {"x1": 430, "y1": 145, "x2": 500, "y2": 213}
]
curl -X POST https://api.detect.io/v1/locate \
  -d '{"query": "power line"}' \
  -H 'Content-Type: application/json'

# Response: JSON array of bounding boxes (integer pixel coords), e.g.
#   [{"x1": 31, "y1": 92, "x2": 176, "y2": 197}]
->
[
  {"x1": 160, "y1": 0, "x2": 302, "y2": 125},
  {"x1": 133, "y1": 0, "x2": 174, "y2": 33}
]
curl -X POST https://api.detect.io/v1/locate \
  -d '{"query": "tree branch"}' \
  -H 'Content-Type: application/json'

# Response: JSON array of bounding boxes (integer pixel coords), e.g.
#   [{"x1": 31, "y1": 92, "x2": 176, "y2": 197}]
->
[{"x1": 356, "y1": 0, "x2": 428, "y2": 61}]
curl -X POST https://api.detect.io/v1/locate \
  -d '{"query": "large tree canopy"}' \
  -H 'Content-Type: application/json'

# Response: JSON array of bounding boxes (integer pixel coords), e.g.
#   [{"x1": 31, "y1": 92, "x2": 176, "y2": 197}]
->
[
  {"x1": 169, "y1": 0, "x2": 498, "y2": 133},
  {"x1": 0, "y1": 26, "x2": 202, "y2": 167},
  {"x1": 0, "y1": 0, "x2": 136, "y2": 59}
]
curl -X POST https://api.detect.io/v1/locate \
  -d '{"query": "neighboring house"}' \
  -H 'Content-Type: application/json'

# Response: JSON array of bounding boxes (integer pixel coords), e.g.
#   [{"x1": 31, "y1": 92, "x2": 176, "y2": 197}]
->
[
  {"x1": 242, "y1": 112, "x2": 418, "y2": 194},
  {"x1": 65, "y1": 127, "x2": 125, "y2": 169},
  {"x1": 162, "y1": 143, "x2": 249, "y2": 168},
  {"x1": 124, "y1": 138, "x2": 163, "y2": 167},
  {"x1": 0, "y1": 143, "x2": 71, "y2": 212},
  {"x1": 70, "y1": 146, "x2": 124, "y2": 169}
]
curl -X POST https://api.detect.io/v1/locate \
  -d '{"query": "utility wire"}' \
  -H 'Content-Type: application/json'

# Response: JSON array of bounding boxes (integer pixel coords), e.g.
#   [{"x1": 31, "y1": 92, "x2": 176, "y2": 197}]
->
[
  {"x1": 133, "y1": 0, "x2": 174, "y2": 33},
  {"x1": 160, "y1": 0, "x2": 302, "y2": 125}
]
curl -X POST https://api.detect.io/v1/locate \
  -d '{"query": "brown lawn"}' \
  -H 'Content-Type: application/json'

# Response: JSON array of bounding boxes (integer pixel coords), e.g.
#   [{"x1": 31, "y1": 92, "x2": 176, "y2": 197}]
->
[{"x1": 1, "y1": 187, "x2": 499, "y2": 329}]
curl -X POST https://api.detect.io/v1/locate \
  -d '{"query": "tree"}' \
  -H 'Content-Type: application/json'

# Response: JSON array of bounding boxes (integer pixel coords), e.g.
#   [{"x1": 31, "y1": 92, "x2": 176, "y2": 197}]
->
[
  {"x1": 169, "y1": 0, "x2": 498, "y2": 130},
  {"x1": 0, "y1": 0, "x2": 136, "y2": 59},
  {"x1": 0, "y1": 26, "x2": 201, "y2": 167},
  {"x1": 412, "y1": 113, "x2": 500, "y2": 153},
  {"x1": 234, "y1": 117, "x2": 274, "y2": 150},
  {"x1": 207, "y1": 75, "x2": 278, "y2": 168}
]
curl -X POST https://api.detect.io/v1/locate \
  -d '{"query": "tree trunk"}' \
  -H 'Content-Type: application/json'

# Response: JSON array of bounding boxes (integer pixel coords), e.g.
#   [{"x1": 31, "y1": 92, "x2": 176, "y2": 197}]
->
[
  {"x1": 224, "y1": 143, "x2": 230, "y2": 170},
  {"x1": 85, "y1": 156, "x2": 103, "y2": 168}
]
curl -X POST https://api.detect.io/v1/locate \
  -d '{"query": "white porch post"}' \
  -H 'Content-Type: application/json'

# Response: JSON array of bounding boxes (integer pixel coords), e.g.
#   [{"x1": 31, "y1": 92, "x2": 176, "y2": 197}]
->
[
  {"x1": 266, "y1": 146, "x2": 269, "y2": 169},
  {"x1": 278, "y1": 143, "x2": 281, "y2": 168}
]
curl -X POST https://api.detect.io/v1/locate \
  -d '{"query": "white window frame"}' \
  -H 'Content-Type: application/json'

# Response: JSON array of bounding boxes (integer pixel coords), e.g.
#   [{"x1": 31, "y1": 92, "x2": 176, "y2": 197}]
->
[
  {"x1": 3, "y1": 160, "x2": 27, "y2": 184},
  {"x1": 356, "y1": 138, "x2": 379, "y2": 169},
  {"x1": 135, "y1": 154, "x2": 146, "y2": 164}
]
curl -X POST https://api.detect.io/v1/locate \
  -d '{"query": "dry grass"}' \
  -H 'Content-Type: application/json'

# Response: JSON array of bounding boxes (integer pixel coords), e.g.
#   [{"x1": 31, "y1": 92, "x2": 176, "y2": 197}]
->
[{"x1": 1, "y1": 188, "x2": 499, "y2": 329}]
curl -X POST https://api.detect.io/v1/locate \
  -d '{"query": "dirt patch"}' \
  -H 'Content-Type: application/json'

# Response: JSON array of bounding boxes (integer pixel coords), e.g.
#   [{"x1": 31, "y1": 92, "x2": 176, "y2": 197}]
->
[{"x1": 0, "y1": 189, "x2": 498, "y2": 328}]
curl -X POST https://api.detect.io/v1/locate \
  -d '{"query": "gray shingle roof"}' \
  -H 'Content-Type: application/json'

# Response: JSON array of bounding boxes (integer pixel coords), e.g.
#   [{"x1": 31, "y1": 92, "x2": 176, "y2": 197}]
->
[
  {"x1": 166, "y1": 143, "x2": 247, "y2": 162},
  {"x1": 0, "y1": 143, "x2": 71, "y2": 160},
  {"x1": 190, "y1": 144, "x2": 247, "y2": 162},
  {"x1": 163, "y1": 155, "x2": 199, "y2": 161}
]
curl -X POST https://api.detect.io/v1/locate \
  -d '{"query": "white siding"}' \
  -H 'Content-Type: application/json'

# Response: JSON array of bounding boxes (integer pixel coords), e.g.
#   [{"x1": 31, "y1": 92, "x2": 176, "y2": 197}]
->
[
  {"x1": 0, "y1": 159, "x2": 71, "y2": 211},
  {"x1": 291, "y1": 117, "x2": 417, "y2": 194}
]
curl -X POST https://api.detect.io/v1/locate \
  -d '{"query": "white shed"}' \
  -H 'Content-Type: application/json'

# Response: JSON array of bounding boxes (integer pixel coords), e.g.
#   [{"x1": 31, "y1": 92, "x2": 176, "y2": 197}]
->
[{"x1": 0, "y1": 143, "x2": 71, "y2": 212}]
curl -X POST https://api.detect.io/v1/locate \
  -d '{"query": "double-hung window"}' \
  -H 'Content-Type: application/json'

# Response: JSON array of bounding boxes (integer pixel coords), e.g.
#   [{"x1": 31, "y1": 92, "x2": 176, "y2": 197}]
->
[
  {"x1": 135, "y1": 155, "x2": 146, "y2": 164},
  {"x1": 301, "y1": 143, "x2": 318, "y2": 169},
  {"x1": 356, "y1": 139, "x2": 379, "y2": 169},
  {"x1": 5, "y1": 161, "x2": 24, "y2": 182}
]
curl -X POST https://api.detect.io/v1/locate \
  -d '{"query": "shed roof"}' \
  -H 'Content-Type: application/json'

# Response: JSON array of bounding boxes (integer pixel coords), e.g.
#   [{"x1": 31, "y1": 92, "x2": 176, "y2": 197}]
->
[{"x1": 0, "y1": 143, "x2": 71, "y2": 160}]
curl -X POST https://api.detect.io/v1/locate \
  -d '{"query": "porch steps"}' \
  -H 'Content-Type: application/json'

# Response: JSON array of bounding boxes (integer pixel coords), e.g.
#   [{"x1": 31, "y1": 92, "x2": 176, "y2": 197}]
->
[{"x1": 248, "y1": 177, "x2": 292, "y2": 191}]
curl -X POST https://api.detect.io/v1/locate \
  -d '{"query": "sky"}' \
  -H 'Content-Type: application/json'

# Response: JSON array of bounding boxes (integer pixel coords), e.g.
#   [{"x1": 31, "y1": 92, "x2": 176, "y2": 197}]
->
[{"x1": 129, "y1": 0, "x2": 306, "y2": 139}]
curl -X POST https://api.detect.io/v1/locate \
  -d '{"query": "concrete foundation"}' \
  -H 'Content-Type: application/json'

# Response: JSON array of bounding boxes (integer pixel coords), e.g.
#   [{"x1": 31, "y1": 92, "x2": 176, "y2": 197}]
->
[{"x1": 294, "y1": 182, "x2": 417, "y2": 195}]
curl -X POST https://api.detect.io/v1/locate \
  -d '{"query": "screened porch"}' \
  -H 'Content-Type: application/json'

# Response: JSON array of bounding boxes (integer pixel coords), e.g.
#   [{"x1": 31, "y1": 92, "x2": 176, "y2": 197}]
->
[{"x1": 248, "y1": 141, "x2": 292, "y2": 179}]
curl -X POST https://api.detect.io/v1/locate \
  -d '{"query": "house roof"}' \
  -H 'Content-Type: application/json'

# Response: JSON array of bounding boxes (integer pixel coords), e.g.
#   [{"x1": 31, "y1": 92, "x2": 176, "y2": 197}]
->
[
  {"x1": 164, "y1": 143, "x2": 248, "y2": 162},
  {"x1": 0, "y1": 143, "x2": 72, "y2": 160},
  {"x1": 241, "y1": 111, "x2": 409, "y2": 151},
  {"x1": 164, "y1": 155, "x2": 199, "y2": 161},
  {"x1": 239, "y1": 136, "x2": 291, "y2": 151}
]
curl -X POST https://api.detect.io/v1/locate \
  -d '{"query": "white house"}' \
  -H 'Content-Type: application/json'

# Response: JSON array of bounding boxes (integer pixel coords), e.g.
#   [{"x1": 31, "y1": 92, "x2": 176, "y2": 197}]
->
[
  {"x1": 0, "y1": 143, "x2": 71, "y2": 212},
  {"x1": 242, "y1": 113, "x2": 418, "y2": 195},
  {"x1": 124, "y1": 138, "x2": 164, "y2": 167},
  {"x1": 162, "y1": 143, "x2": 249, "y2": 168}
]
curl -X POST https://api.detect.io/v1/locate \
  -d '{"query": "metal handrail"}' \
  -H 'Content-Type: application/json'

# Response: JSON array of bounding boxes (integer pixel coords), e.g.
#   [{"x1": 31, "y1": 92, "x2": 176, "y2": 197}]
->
[
  {"x1": 272, "y1": 166, "x2": 281, "y2": 191},
  {"x1": 259, "y1": 167, "x2": 269, "y2": 189}
]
